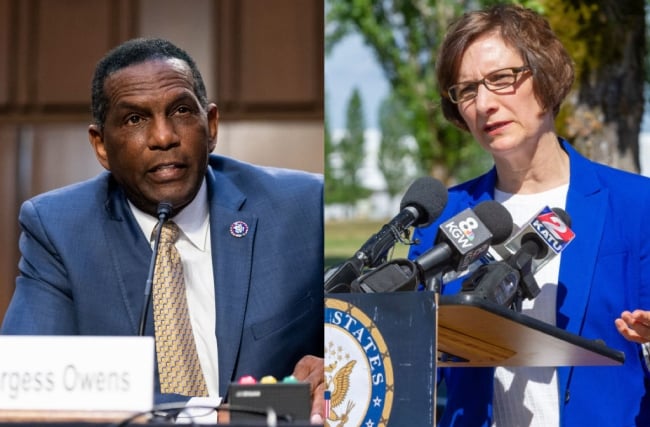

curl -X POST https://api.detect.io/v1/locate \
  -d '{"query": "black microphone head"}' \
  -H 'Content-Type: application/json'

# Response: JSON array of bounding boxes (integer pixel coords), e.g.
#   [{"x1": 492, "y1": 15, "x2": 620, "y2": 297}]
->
[
  {"x1": 473, "y1": 200, "x2": 513, "y2": 245},
  {"x1": 157, "y1": 202, "x2": 173, "y2": 220},
  {"x1": 520, "y1": 233, "x2": 549, "y2": 259},
  {"x1": 551, "y1": 207, "x2": 571, "y2": 228},
  {"x1": 399, "y1": 176, "x2": 448, "y2": 228}
]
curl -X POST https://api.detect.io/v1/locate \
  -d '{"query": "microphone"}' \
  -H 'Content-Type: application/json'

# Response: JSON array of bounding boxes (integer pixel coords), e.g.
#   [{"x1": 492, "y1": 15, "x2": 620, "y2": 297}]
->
[
  {"x1": 138, "y1": 202, "x2": 173, "y2": 336},
  {"x1": 350, "y1": 200, "x2": 513, "y2": 293},
  {"x1": 357, "y1": 176, "x2": 448, "y2": 267},
  {"x1": 443, "y1": 206, "x2": 574, "y2": 284},
  {"x1": 494, "y1": 206, "x2": 574, "y2": 273},
  {"x1": 461, "y1": 207, "x2": 575, "y2": 308},
  {"x1": 324, "y1": 176, "x2": 448, "y2": 293},
  {"x1": 414, "y1": 200, "x2": 513, "y2": 285}
]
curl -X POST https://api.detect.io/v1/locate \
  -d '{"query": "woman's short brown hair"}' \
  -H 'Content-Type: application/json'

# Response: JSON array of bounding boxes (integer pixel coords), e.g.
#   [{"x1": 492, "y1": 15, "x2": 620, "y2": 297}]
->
[{"x1": 436, "y1": 4, "x2": 575, "y2": 131}]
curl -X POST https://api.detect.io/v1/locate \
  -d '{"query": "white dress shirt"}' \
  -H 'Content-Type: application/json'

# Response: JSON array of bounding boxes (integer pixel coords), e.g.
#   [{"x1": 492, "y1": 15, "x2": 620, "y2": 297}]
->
[
  {"x1": 491, "y1": 184, "x2": 568, "y2": 427},
  {"x1": 129, "y1": 180, "x2": 220, "y2": 398}
]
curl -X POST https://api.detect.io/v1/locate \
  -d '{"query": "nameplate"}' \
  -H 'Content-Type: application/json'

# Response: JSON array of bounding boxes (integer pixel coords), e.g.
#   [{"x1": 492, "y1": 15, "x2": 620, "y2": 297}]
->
[{"x1": 0, "y1": 336, "x2": 154, "y2": 412}]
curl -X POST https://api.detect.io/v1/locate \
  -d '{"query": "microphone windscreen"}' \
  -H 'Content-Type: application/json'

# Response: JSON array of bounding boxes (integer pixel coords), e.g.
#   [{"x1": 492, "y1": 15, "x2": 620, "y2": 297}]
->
[
  {"x1": 157, "y1": 201, "x2": 173, "y2": 218},
  {"x1": 399, "y1": 176, "x2": 448, "y2": 228},
  {"x1": 551, "y1": 207, "x2": 571, "y2": 228},
  {"x1": 473, "y1": 200, "x2": 513, "y2": 244}
]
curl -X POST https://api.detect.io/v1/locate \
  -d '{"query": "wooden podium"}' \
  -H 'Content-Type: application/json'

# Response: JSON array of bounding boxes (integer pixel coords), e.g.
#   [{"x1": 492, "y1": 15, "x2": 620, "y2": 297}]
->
[{"x1": 437, "y1": 292, "x2": 624, "y2": 367}]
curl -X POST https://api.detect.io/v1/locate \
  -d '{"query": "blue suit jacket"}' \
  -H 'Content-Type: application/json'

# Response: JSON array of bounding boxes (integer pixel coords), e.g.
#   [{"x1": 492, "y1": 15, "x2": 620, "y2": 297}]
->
[
  {"x1": 1, "y1": 154, "x2": 324, "y2": 404},
  {"x1": 410, "y1": 140, "x2": 650, "y2": 426}
]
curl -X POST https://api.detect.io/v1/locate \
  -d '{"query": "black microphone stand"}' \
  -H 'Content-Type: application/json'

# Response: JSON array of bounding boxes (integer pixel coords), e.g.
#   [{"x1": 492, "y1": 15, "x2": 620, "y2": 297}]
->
[
  {"x1": 349, "y1": 258, "x2": 419, "y2": 293},
  {"x1": 460, "y1": 249, "x2": 541, "y2": 311},
  {"x1": 138, "y1": 202, "x2": 173, "y2": 336}
]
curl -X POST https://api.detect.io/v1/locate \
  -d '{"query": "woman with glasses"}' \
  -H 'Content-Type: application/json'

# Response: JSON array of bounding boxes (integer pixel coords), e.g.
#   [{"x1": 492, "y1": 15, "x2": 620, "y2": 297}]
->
[{"x1": 408, "y1": 4, "x2": 650, "y2": 426}]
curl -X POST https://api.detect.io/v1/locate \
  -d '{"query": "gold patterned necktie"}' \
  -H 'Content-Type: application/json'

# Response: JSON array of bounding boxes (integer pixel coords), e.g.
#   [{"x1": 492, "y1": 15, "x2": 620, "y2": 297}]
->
[{"x1": 152, "y1": 221, "x2": 208, "y2": 396}]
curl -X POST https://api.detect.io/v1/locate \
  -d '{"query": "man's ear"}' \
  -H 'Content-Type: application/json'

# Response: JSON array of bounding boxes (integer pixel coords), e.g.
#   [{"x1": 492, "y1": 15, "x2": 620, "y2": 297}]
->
[
  {"x1": 207, "y1": 103, "x2": 219, "y2": 152},
  {"x1": 88, "y1": 124, "x2": 110, "y2": 170}
]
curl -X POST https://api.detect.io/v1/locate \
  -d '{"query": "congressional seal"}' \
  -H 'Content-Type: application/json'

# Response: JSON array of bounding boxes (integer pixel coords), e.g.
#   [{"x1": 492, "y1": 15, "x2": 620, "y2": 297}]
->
[{"x1": 324, "y1": 297, "x2": 394, "y2": 427}]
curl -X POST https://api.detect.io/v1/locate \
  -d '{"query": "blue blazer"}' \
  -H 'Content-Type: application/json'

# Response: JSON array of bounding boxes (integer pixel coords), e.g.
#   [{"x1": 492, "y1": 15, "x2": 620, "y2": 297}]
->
[
  {"x1": 410, "y1": 140, "x2": 650, "y2": 426},
  {"x1": 1, "y1": 154, "x2": 324, "y2": 404}
]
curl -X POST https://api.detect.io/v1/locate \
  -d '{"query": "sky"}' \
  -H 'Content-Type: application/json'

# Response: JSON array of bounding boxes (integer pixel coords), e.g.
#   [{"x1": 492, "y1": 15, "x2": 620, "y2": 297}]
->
[{"x1": 325, "y1": 34, "x2": 388, "y2": 131}]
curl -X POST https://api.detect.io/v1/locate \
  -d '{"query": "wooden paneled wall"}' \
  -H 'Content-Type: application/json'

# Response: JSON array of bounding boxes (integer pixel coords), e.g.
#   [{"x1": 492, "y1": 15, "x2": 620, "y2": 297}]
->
[
  {"x1": 0, "y1": 0, "x2": 136, "y2": 120},
  {"x1": 215, "y1": 0, "x2": 323, "y2": 120}
]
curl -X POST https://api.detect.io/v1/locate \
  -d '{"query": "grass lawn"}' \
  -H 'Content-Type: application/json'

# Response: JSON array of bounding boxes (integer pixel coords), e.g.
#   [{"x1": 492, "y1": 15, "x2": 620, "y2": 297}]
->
[{"x1": 324, "y1": 219, "x2": 411, "y2": 270}]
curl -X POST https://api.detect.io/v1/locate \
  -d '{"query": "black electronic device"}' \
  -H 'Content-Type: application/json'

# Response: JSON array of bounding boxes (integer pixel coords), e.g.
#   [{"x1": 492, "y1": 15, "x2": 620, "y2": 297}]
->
[{"x1": 228, "y1": 382, "x2": 311, "y2": 424}]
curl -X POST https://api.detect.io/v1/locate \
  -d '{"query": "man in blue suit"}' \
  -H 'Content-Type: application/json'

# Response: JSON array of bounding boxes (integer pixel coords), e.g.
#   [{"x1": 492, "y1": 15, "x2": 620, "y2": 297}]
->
[
  {"x1": 409, "y1": 4, "x2": 650, "y2": 426},
  {"x1": 0, "y1": 38, "x2": 324, "y2": 422}
]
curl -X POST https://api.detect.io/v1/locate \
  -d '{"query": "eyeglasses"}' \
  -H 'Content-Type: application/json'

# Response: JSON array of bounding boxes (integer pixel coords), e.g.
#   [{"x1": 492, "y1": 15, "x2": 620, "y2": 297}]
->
[{"x1": 447, "y1": 66, "x2": 531, "y2": 104}]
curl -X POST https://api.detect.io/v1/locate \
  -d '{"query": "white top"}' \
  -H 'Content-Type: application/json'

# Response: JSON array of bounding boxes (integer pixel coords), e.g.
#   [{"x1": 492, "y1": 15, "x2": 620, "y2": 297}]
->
[
  {"x1": 129, "y1": 180, "x2": 220, "y2": 398},
  {"x1": 491, "y1": 184, "x2": 569, "y2": 427}
]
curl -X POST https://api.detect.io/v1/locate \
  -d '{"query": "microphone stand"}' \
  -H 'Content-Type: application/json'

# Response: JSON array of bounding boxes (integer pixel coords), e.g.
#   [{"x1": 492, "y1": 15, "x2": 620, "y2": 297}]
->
[
  {"x1": 460, "y1": 262, "x2": 521, "y2": 308},
  {"x1": 138, "y1": 202, "x2": 173, "y2": 336},
  {"x1": 349, "y1": 259, "x2": 419, "y2": 293},
  {"x1": 460, "y1": 250, "x2": 541, "y2": 311}
]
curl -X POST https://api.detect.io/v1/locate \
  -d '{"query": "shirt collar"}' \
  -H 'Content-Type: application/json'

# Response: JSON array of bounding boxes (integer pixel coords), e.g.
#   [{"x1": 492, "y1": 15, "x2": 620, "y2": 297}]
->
[{"x1": 129, "y1": 179, "x2": 210, "y2": 251}]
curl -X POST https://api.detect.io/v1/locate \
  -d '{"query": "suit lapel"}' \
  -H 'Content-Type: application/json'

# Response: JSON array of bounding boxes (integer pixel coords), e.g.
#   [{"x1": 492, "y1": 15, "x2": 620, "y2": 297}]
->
[
  {"x1": 557, "y1": 142, "x2": 606, "y2": 335},
  {"x1": 101, "y1": 180, "x2": 153, "y2": 334},
  {"x1": 205, "y1": 167, "x2": 258, "y2": 395},
  {"x1": 556, "y1": 141, "x2": 607, "y2": 405},
  {"x1": 465, "y1": 167, "x2": 498, "y2": 207},
  {"x1": 471, "y1": 143, "x2": 607, "y2": 334},
  {"x1": 465, "y1": 150, "x2": 607, "y2": 335}
]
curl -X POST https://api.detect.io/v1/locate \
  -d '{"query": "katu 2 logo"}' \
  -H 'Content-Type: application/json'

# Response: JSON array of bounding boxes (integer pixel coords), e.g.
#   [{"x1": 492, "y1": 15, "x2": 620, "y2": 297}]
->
[{"x1": 532, "y1": 207, "x2": 575, "y2": 253}]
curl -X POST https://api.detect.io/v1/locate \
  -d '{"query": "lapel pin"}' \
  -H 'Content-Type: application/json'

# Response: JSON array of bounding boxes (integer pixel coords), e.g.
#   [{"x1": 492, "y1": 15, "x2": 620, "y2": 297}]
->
[{"x1": 229, "y1": 221, "x2": 249, "y2": 238}]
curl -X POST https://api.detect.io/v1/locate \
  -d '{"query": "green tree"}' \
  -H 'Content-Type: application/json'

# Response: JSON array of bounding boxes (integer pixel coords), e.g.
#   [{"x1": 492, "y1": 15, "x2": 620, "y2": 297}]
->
[
  {"x1": 326, "y1": 0, "x2": 493, "y2": 184},
  {"x1": 377, "y1": 91, "x2": 422, "y2": 198},
  {"x1": 324, "y1": 93, "x2": 344, "y2": 205},
  {"x1": 329, "y1": 88, "x2": 372, "y2": 209},
  {"x1": 545, "y1": 0, "x2": 646, "y2": 173}
]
